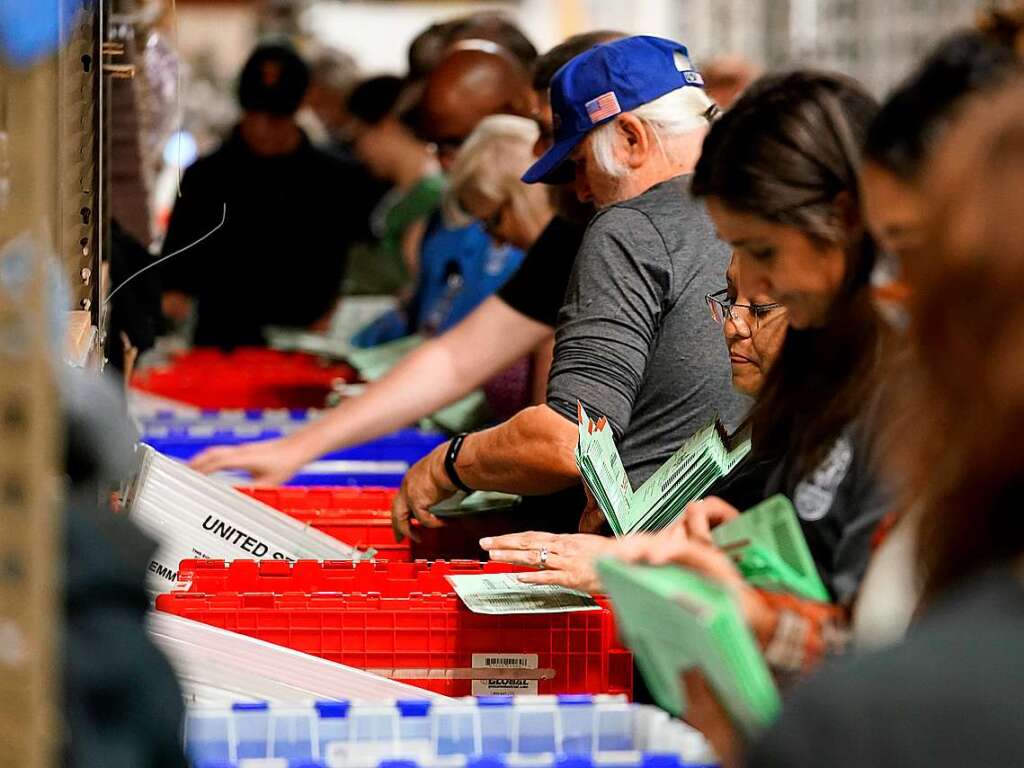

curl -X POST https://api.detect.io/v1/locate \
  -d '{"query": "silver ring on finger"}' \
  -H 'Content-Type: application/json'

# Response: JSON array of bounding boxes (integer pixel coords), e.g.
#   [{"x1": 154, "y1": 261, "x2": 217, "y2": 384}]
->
[{"x1": 539, "y1": 547, "x2": 549, "y2": 569}]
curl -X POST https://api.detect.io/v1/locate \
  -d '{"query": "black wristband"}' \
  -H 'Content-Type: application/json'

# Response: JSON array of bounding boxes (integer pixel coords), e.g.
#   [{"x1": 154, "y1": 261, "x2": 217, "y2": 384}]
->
[{"x1": 444, "y1": 433, "x2": 473, "y2": 494}]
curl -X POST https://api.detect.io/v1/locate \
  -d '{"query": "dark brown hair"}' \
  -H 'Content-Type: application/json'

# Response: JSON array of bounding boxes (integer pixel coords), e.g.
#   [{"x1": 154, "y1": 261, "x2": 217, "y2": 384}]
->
[
  {"x1": 531, "y1": 30, "x2": 625, "y2": 91},
  {"x1": 864, "y1": 31, "x2": 1021, "y2": 182},
  {"x1": 692, "y1": 71, "x2": 884, "y2": 477},
  {"x1": 902, "y1": 77, "x2": 1024, "y2": 601}
]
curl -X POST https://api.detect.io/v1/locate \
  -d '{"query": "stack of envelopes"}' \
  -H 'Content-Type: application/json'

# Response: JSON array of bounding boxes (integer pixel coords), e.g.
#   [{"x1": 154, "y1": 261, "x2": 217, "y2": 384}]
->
[{"x1": 575, "y1": 402, "x2": 750, "y2": 535}]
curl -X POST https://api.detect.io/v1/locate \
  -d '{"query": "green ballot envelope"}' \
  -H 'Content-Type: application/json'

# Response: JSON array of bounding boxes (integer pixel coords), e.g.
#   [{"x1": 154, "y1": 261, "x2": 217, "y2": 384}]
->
[
  {"x1": 711, "y1": 495, "x2": 830, "y2": 602},
  {"x1": 345, "y1": 334, "x2": 424, "y2": 380},
  {"x1": 346, "y1": 335, "x2": 491, "y2": 432},
  {"x1": 597, "y1": 557, "x2": 781, "y2": 739},
  {"x1": 430, "y1": 490, "x2": 522, "y2": 518},
  {"x1": 575, "y1": 402, "x2": 751, "y2": 536}
]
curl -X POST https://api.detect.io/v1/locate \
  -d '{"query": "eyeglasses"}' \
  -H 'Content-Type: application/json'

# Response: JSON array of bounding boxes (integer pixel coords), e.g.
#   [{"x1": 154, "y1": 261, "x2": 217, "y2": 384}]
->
[{"x1": 705, "y1": 289, "x2": 783, "y2": 330}]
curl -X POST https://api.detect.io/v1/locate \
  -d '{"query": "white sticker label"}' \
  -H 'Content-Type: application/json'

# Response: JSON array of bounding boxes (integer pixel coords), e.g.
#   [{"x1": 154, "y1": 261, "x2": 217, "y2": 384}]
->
[{"x1": 471, "y1": 653, "x2": 539, "y2": 696}]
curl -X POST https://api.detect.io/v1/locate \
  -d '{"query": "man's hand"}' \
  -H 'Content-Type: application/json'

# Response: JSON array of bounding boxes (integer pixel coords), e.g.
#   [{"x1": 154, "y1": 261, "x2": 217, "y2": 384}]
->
[
  {"x1": 391, "y1": 442, "x2": 453, "y2": 542},
  {"x1": 578, "y1": 484, "x2": 606, "y2": 533},
  {"x1": 189, "y1": 437, "x2": 308, "y2": 486},
  {"x1": 480, "y1": 530, "x2": 616, "y2": 593}
]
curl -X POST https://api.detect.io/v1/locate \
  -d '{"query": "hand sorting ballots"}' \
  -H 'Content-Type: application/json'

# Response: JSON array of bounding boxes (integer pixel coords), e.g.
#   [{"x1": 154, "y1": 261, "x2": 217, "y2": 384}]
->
[
  {"x1": 480, "y1": 530, "x2": 618, "y2": 593},
  {"x1": 188, "y1": 436, "x2": 309, "y2": 487},
  {"x1": 390, "y1": 441, "x2": 451, "y2": 542},
  {"x1": 481, "y1": 496, "x2": 777, "y2": 645}
]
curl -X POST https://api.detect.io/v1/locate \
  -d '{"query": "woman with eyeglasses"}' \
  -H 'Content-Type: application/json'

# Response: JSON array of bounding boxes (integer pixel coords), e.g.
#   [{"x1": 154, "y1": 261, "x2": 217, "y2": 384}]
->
[{"x1": 705, "y1": 263, "x2": 786, "y2": 398}]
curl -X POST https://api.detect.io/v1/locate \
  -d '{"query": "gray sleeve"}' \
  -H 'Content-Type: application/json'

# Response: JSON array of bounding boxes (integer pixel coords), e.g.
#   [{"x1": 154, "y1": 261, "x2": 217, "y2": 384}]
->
[{"x1": 546, "y1": 207, "x2": 672, "y2": 437}]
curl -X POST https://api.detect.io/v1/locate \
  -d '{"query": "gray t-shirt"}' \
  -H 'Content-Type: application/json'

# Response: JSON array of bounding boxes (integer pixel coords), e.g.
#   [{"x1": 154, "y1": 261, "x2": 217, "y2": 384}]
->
[
  {"x1": 547, "y1": 174, "x2": 747, "y2": 485},
  {"x1": 767, "y1": 389, "x2": 894, "y2": 604}
]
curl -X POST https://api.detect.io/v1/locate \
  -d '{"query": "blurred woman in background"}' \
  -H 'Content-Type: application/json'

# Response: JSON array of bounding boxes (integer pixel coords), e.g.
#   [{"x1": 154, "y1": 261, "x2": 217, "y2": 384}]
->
[
  {"x1": 445, "y1": 114, "x2": 554, "y2": 251},
  {"x1": 345, "y1": 74, "x2": 444, "y2": 294},
  {"x1": 442, "y1": 114, "x2": 555, "y2": 417}
]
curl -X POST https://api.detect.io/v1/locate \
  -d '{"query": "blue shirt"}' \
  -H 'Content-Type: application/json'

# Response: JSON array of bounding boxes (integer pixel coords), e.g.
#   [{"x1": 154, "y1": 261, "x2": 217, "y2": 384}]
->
[{"x1": 352, "y1": 214, "x2": 523, "y2": 347}]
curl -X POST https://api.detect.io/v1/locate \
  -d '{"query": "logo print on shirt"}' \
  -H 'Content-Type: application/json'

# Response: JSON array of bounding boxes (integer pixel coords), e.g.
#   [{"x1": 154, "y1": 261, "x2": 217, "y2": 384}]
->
[{"x1": 794, "y1": 435, "x2": 854, "y2": 522}]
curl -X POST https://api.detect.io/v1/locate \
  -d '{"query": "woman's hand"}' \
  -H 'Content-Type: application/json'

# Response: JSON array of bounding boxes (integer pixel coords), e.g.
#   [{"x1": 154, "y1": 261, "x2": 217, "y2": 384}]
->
[
  {"x1": 681, "y1": 669, "x2": 743, "y2": 768},
  {"x1": 679, "y1": 496, "x2": 740, "y2": 544},
  {"x1": 611, "y1": 532, "x2": 778, "y2": 645},
  {"x1": 189, "y1": 436, "x2": 310, "y2": 486},
  {"x1": 480, "y1": 530, "x2": 616, "y2": 593}
]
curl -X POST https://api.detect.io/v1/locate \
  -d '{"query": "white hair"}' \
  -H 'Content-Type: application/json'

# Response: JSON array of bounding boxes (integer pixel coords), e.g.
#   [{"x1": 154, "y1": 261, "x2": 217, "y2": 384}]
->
[
  {"x1": 444, "y1": 115, "x2": 548, "y2": 229},
  {"x1": 589, "y1": 86, "x2": 715, "y2": 178}
]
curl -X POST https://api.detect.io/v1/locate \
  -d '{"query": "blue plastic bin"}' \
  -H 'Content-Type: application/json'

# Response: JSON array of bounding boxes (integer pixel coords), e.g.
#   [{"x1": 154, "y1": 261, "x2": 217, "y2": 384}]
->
[
  {"x1": 140, "y1": 426, "x2": 448, "y2": 486},
  {"x1": 183, "y1": 696, "x2": 717, "y2": 768}
]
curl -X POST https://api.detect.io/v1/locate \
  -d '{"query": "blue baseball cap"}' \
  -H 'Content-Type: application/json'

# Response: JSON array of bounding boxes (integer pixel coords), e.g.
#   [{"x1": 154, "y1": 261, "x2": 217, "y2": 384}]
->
[{"x1": 522, "y1": 35, "x2": 705, "y2": 185}]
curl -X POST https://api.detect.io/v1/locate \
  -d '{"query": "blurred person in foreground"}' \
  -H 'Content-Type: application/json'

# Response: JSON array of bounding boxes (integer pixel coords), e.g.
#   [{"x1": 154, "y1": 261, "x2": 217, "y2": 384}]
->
[
  {"x1": 852, "y1": 29, "x2": 1022, "y2": 648},
  {"x1": 392, "y1": 36, "x2": 745, "y2": 541},
  {"x1": 860, "y1": 29, "x2": 1021, "y2": 322},
  {"x1": 188, "y1": 32, "x2": 616, "y2": 499},
  {"x1": 160, "y1": 44, "x2": 371, "y2": 349},
  {"x1": 743, "y1": 75, "x2": 1024, "y2": 768}
]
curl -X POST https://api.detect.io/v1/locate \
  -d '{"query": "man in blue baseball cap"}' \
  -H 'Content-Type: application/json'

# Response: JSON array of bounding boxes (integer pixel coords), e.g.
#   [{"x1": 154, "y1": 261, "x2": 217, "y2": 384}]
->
[
  {"x1": 392, "y1": 36, "x2": 745, "y2": 542},
  {"x1": 523, "y1": 34, "x2": 717, "y2": 197}
]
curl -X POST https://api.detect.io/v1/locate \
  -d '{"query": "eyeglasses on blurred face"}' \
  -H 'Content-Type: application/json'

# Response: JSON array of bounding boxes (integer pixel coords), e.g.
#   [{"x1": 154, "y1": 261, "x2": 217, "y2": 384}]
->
[{"x1": 705, "y1": 289, "x2": 783, "y2": 332}]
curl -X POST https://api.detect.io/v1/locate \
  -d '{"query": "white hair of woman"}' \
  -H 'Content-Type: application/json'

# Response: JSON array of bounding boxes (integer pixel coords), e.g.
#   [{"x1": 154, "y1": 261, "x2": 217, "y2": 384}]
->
[
  {"x1": 590, "y1": 85, "x2": 717, "y2": 178},
  {"x1": 444, "y1": 114, "x2": 550, "y2": 234}
]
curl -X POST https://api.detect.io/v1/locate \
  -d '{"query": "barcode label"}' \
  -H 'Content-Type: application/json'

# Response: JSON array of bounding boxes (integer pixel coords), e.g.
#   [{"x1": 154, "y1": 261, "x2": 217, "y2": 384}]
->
[
  {"x1": 472, "y1": 653, "x2": 538, "y2": 669},
  {"x1": 471, "y1": 653, "x2": 539, "y2": 696}
]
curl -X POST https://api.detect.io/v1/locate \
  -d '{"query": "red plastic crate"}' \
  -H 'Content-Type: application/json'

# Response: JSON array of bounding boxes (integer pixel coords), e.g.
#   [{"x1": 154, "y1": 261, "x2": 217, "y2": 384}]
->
[
  {"x1": 284, "y1": 509, "x2": 410, "y2": 561},
  {"x1": 240, "y1": 487, "x2": 410, "y2": 561},
  {"x1": 158, "y1": 559, "x2": 633, "y2": 698},
  {"x1": 131, "y1": 348, "x2": 357, "y2": 409},
  {"x1": 241, "y1": 487, "x2": 398, "y2": 512},
  {"x1": 241, "y1": 486, "x2": 584, "y2": 563},
  {"x1": 173, "y1": 558, "x2": 529, "y2": 595}
]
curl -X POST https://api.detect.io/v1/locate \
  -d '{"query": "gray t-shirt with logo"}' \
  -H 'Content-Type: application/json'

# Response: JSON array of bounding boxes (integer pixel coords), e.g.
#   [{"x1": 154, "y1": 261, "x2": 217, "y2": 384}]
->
[
  {"x1": 546, "y1": 174, "x2": 747, "y2": 485},
  {"x1": 768, "y1": 406, "x2": 894, "y2": 605}
]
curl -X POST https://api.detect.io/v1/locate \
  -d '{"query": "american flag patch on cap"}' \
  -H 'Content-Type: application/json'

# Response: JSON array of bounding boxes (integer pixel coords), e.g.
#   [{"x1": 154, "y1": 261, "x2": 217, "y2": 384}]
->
[{"x1": 585, "y1": 91, "x2": 621, "y2": 124}]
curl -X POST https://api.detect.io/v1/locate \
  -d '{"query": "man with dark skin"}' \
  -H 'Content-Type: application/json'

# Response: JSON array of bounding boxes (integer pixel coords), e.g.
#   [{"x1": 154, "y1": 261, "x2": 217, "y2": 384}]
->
[{"x1": 416, "y1": 44, "x2": 537, "y2": 169}]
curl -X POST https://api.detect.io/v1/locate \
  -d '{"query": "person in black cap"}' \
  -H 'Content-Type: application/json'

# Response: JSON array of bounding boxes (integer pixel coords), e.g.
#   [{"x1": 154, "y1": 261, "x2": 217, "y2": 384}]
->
[{"x1": 160, "y1": 43, "x2": 374, "y2": 349}]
